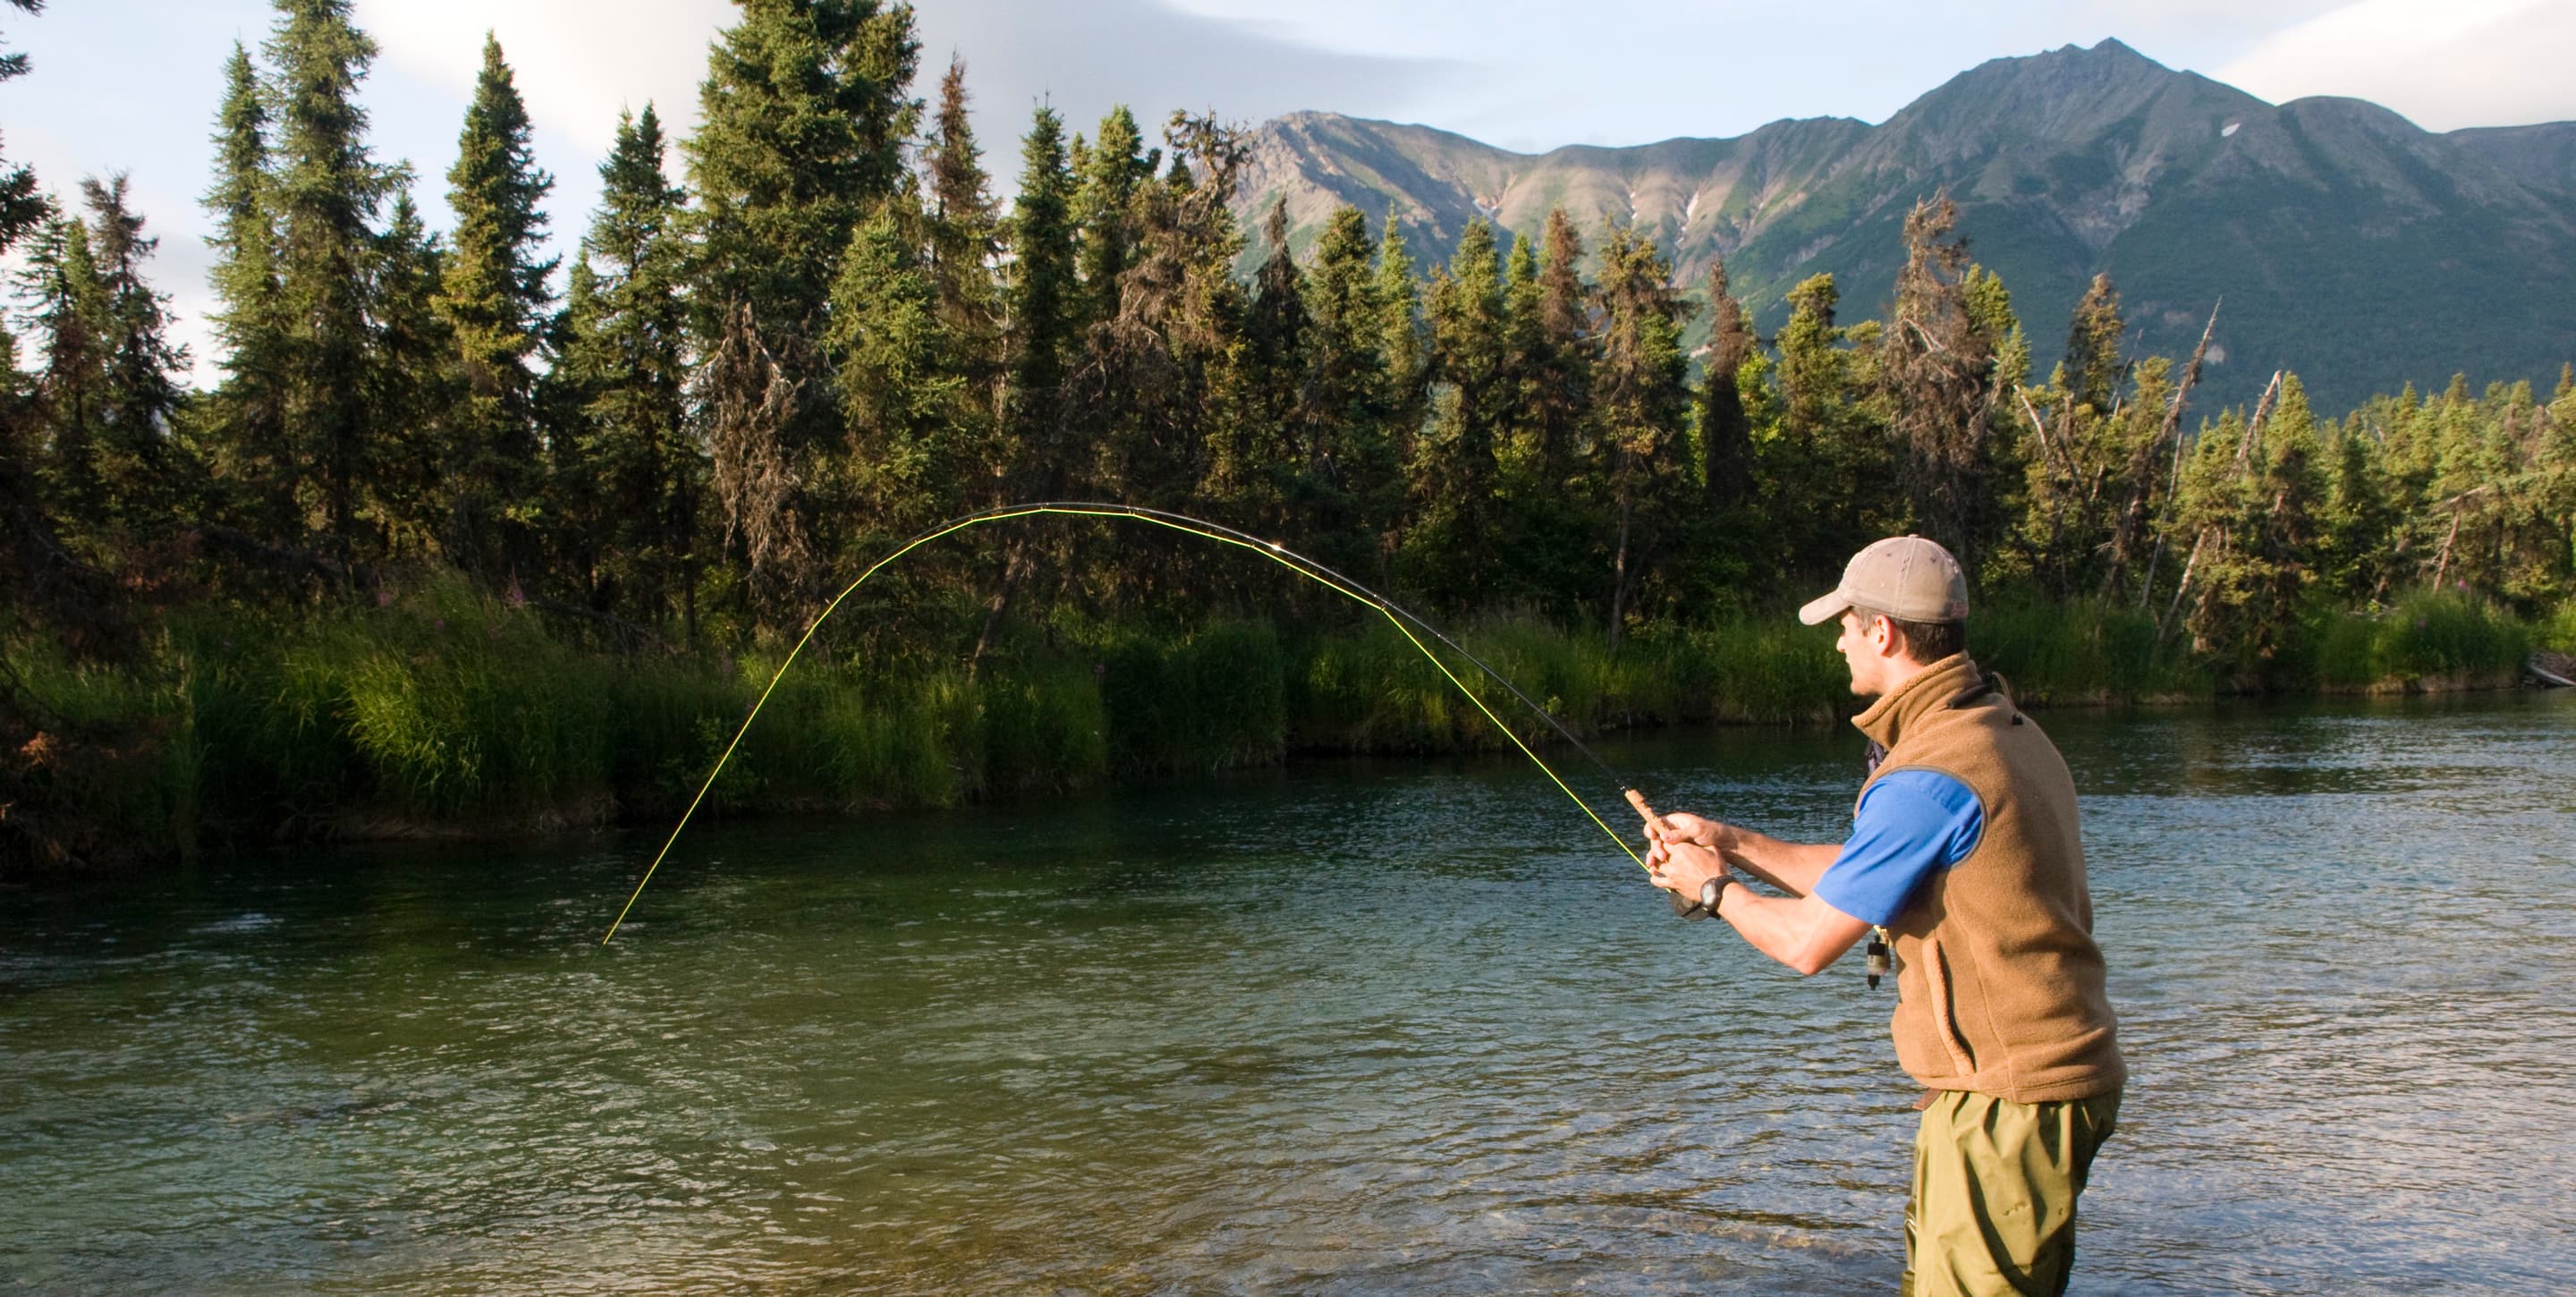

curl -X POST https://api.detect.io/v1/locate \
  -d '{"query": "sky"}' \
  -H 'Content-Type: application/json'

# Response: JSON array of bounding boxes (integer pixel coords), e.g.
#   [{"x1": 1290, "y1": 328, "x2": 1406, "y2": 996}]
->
[{"x1": 4, "y1": 0, "x2": 2571, "y2": 386}]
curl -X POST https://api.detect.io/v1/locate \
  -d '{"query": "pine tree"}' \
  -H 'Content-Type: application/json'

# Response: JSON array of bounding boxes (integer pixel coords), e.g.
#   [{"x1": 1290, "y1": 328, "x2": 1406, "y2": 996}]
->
[
  {"x1": 1233, "y1": 196, "x2": 1307, "y2": 525},
  {"x1": 1697, "y1": 254, "x2": 1755, "y2": 508},
  {"x1": 368, "y1": 186, "x2": 453, "y2": 558},
  {"x1": 966, "y1": 104, "x2": 1081, "y2": 659},
  {"x1": 200, "y1": 38, "x2": 296, "y2": 536},
  {"x1": 13, "y1": 209, "x2": 106, "y2": 522},
  {"x1": 0, "y1": 0, "x2": 43, "y2": 257},
  {"x1": 1371, "y1": 219, "x2": 1426, "y2": 437},
  {"x1": 829, "y1": 199, "x2": 962, "y2": 533},
  {"x1": 1592, "y1": 224, "x2": 1690, "y2": 644},
  {"x1": 1529, "y1": 209, "x2": 1595, "y2": 488},
  {"x1": 1493, "y1": 212, "x2": 1595, "y2": 615},
  {"x1": 77, "y1": 175, "x2": 188, "y2": 529},
  {"x1": 1000, "y1": 104, "x2": 1080, "y2": 499},
  {"x1": 1879, "y1": 193, "x2": 2002, "y2": 573},
  {"x1": 1769, "y1": 273, "x2": 1888, "y2": 577},
  {"x1": 1297, "y1": 205, "x2": 1397, "y2": 575},
  {"x1": 434, "y1": 33, "x2": 555, "y2": 580},
  {"x1": 2063, "y1": 272, "x2": 2124, "y2": 416},
  {"x1": 267, "y1": 0, "x2": 395, "y2": 554},
  {"x1": 920, "y1": 56, "x2": 1001, "y2": 436},
  {"x1": 555, "y1": 104, "x2": 696, "y2": 630},
  {"x1": 1410, "y1": 218, "x2": 1509, "y2": 607},
  {"x1": 687, "y1": 0, "x2": 920, "y2": 617},
  {"x1": 1075, "y1": 106, "x2": 1156, "y2": 321}
]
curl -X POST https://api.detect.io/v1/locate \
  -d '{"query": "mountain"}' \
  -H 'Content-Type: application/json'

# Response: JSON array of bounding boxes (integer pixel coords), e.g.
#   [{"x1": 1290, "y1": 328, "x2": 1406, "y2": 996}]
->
[{"x1": 1231, "y1": 40, "x2": 2576, "y2": 412}]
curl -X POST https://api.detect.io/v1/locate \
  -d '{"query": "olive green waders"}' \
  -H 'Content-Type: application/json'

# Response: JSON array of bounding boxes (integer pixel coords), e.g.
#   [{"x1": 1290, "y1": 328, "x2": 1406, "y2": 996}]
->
[{"x1": 1902, "y1": 1088, "x2": 2121, "y2": 1296}]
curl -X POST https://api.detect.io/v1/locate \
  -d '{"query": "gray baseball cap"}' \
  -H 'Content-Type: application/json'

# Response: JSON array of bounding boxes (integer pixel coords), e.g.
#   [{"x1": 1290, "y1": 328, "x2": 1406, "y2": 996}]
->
[{"x1": 1797, "y1": 535, "x2": 1970, "y2": 626}]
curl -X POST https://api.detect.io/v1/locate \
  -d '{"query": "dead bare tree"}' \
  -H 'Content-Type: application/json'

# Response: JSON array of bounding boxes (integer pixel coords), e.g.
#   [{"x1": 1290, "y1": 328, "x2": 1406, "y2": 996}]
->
[{"x1": 2104, "y1": 300, "x2": 2220, "y2": 602}]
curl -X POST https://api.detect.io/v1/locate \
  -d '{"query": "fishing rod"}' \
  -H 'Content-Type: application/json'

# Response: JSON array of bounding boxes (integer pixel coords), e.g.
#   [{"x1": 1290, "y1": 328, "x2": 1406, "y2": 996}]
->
[{"x1": 602, "y1": 502, "x2": 1664, "y2": 945}]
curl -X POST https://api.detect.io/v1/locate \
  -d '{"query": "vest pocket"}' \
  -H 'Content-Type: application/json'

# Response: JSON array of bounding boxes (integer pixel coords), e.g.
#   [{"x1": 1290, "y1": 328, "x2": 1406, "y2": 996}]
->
[{"x1": 1920, "y1": 937, "x2": 1978, "y2": 1076}]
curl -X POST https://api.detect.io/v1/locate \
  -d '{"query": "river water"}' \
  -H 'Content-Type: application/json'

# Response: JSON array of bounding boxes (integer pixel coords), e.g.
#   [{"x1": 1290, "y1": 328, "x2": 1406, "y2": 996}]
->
[{"x1": 5, "y1": 691, "x2": 2574, "y2": 1294}]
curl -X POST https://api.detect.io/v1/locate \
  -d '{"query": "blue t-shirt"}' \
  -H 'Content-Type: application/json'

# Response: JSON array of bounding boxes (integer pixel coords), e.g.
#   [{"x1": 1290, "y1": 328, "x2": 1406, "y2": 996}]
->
[{"x1": 1811, "y1": 768, "x2": 1986, "y2": 927}]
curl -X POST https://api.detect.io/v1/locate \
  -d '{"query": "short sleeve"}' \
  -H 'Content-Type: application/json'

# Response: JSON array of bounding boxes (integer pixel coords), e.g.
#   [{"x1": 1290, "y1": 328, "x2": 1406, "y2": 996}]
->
[{"x1": 1811, "y1": 769, "x2": 1985, "y2": 927}]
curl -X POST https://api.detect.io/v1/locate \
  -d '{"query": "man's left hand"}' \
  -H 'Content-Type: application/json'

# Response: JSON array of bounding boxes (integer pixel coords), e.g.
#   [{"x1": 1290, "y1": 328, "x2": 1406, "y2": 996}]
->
[{"x1": 1649, "y1": 837, "x2": 1729, "y2": 903}]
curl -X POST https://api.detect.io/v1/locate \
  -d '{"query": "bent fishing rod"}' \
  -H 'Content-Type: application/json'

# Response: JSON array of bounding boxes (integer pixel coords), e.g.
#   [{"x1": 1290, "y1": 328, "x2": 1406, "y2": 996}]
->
[{"x1": 602, "y1": 501, "x2": 1687, "y2": 945}]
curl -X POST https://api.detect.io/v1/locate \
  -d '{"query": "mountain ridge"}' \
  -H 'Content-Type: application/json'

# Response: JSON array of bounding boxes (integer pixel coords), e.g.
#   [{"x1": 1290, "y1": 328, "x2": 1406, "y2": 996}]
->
[{"x1": 1230, "y1": 40, "x2": 2576, "y2": 411}]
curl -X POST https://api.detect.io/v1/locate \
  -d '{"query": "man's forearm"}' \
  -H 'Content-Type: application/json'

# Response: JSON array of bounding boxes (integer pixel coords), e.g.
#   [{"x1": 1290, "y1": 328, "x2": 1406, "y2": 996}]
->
[
  {"x1": 1713, "y1": 884, "x2": 1870, "y2": 977},
  {"x1": 1722, "y1": 833, "x2": 1842, "y2": 896}
]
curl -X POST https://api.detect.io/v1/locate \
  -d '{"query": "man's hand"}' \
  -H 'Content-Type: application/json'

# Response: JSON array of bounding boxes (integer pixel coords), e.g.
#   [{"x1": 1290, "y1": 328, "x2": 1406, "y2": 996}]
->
[
  {"x1": 1642, "y1": 810, "x2": 1748, "y2": 865},
  {"x1": 1648, "y1": 836, "x2": 1730, "y2": 903}
]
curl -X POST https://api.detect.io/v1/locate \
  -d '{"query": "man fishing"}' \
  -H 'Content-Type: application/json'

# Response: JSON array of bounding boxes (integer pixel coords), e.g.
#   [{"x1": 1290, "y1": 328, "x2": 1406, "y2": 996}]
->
[{"x1": 1640, "y1": 535, "x2": 2124, "y2": 1297}]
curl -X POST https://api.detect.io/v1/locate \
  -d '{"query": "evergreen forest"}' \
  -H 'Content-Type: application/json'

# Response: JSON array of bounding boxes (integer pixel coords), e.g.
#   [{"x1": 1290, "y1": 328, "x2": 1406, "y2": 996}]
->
[{"x1": 5, "y1": 0, "x2": 2573, "y2": 871}]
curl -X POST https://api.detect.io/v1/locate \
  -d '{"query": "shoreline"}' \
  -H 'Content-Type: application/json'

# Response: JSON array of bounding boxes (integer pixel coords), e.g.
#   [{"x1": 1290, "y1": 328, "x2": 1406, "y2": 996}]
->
[{"x1": 279, "y1": 672, "x2": 2555, "y2": 849}]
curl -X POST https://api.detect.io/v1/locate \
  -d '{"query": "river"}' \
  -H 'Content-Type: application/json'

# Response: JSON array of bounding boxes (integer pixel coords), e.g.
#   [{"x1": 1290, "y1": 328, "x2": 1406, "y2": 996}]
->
[{"x1": 5, "y1": 690, "x2": 2573, "y2": 1293}]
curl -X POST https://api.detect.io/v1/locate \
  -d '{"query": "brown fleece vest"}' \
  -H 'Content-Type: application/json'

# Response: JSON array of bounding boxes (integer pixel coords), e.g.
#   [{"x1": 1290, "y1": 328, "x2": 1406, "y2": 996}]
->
[{"x1": 1854, "y1": 655, "x2": 2123, "y2": 1104}]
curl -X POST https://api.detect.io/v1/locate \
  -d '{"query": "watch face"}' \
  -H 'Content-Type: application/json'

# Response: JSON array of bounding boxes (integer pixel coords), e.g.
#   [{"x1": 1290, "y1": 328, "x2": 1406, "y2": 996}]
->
[{"x1": 1700, "y1": 877, "x2": 1724, "y2": 910}]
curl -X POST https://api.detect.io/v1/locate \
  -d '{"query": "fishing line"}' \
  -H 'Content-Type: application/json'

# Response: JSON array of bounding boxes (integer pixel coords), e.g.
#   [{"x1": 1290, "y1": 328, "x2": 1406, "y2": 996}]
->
[{"x1": 602, "y1": 502, "x2": 1652, "y2": 945}]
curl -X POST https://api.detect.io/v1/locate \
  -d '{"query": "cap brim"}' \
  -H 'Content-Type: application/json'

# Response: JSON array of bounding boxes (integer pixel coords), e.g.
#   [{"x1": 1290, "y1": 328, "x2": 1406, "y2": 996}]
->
[{"x1": 1797, "y1": 589, "x2": 1851, "y2": 625}]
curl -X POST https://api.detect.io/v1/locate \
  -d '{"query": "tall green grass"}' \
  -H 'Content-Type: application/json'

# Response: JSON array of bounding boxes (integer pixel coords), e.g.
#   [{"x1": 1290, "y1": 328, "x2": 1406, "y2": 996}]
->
[
  {"x1": 2527, "y1": 600, "x2": 2576, "y2": 654},
  {"x1": 12, "y1": 577, "x2": 2560, "y2": 867},
  {"x1": 2, "y1": 632, "x2": 200, "y2": 863},
  {"x1": 1970, "y1": 600, "x2": 2211, "y2": 703},
  {"x1": 2316, "y1": 589, "x2": 2531, "y2": 689}
]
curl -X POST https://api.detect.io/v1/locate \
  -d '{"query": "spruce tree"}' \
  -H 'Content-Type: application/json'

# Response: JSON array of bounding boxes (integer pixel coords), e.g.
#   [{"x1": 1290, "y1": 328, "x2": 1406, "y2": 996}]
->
[
  {"x1": 1075, "y1": 106, "x2": 1155, "y2": 320},
  {"x1": 13, "y1": 209, "x2": 106, "y2": 522},
  {"x1": 1521, "y1": 209, "x2": 1596, "y2": 487},
  {"x1": 1000, "y1": 105, "x2": 1080, "y2": 498},
  {"x1": 1879, "y1": 193, "x2": 1999, "y2": 572},
  {"x1": 78, "y1": 175, "x2": 187, "y2": 528},
  {"x1": 1411, "y1": 218, "x2": 1508, "y2": 608},
  {"x1": 266, "y1": 0, "x2": 394, "y2": 553},
  {"x1": 1080, "y1": 111, "x2": 1249, "y2": 526},
  {"x1": 1697, "y1": 255, "x2": 1755, "y2": 507},
  {"x1": 1592, "y1": 224, "x2": 1690, "y2": 644},
  {"x1": 1298, "y1": 205, "x2": 1396, "y2": 574},
  {"x1": 434, "y1": 33, "x2": 555, "y2": 580},
  {"x1": 2063, "y1": 272, "x2": 2124, "y2": 416},
  {"x1": 1492, "y1": 214, "x2": 1593, "y2": 615},
  {"x1": 920, "y1": 56, "x2": 1002, "y2": 433},
  {"x1": 828, "y1": 200, "x2": 961, "y2": 531},
  {"x1": 1235, "y1": 196, "x2": 1308, "y2": 524},
  {"x1": 0, "y1": 0, "x2": 43, "y2": 256},
  {"x1": 687, "y1": 0, "x2": 920, "y2": 615},
  {"x1": 201, "y1": 38, "x2": 295, "y2": 536},
  {"x1": 555, "y1": 105, "x2": 695, "y2": 629},
  {"x1": 1770, "y1": 273, "x2": 1889, "y2": 576},
  {"x1": 967, "y1": 104, "x2": 1080, "y2": 659},
  {"x1": 368, "y1": 186, "x2": 453, "y2": 557},
  {"x1": 1371, "y1": 220, "x2": 1425, "y2": 442}
]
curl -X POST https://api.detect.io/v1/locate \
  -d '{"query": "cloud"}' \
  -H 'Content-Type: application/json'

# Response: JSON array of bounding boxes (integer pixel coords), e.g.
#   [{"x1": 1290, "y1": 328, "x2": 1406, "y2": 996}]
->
[
  {"x1": 352, "y1": 0, "x2": 1459, "y2": 193},
  {"x1": 353, "y1": 0, "x2": 733, "y2": 152},
  {"x1": 2216, "y1": 0, "x2": 2576, "y2": 130},
  {"x1": 914, "y1": 0, "x2": 1456, "y2": 134}
]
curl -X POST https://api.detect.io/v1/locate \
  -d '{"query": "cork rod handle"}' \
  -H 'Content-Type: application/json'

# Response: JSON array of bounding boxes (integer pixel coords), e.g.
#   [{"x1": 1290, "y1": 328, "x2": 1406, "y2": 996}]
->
[{"x1": 1623, "y1": 788, "x2": 1672, "y2": 837}]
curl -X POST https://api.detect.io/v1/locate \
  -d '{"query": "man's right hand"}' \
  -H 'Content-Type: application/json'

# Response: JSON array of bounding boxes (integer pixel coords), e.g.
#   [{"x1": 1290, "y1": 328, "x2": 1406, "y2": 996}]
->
[{"x1": 1644, "y1": 810, "x2": 1738, "y2": 865}]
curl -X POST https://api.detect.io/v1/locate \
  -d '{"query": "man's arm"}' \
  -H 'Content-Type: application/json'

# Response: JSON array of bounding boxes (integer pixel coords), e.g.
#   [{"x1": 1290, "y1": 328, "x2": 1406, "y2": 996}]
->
[
  {"x1": 1653, "y1": 838, "x2": 1873, "y2": 976},
  {"x1": 1649, "y1": 811, "x2": 1840, "y2": 895},
  {"x1": 1644, "y1": 774, "x2": 1980, "y2": 977}
]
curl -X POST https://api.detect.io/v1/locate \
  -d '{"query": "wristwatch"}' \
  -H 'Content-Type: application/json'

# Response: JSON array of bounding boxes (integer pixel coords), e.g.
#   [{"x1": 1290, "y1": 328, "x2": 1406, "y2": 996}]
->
[
  {"x1": 1699, "y1": 875, "x2": 1737, "y2": 914},
  {"x1": 1670, "y1": 874, "x2": 1738, "y2": 921}
]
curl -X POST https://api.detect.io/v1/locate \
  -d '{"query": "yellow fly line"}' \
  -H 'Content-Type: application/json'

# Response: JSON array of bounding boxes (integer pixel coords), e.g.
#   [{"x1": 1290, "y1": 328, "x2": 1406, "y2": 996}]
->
[{"x1": 601, "y1": 504, "x2": 1647, "y2": 945}]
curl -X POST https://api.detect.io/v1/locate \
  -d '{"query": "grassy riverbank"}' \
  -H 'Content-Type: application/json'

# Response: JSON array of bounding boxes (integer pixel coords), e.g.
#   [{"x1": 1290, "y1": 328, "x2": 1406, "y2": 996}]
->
[{"x1": 0, "y1": 579, "x2": 2552, "y2": 867}]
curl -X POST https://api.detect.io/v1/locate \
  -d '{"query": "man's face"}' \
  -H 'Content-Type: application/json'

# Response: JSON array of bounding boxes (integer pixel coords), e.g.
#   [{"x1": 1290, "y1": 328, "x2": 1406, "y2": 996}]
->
[{"x1": 1835, "y1": 608, "x2": 1889, "y2": 697}]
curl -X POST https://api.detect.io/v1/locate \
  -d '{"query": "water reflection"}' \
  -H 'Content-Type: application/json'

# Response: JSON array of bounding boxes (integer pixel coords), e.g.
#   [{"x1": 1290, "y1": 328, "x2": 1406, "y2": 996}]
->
[{"x1": 3, "y1": 689, "x2": 2572, "y2": 1293}]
